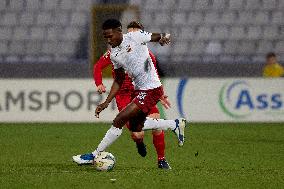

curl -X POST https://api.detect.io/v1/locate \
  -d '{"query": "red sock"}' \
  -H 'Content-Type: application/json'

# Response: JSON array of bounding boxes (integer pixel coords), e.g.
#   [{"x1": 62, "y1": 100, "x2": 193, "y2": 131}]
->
[{"x1": 153, "y1": 131, "x2": 165, "y2": 161}]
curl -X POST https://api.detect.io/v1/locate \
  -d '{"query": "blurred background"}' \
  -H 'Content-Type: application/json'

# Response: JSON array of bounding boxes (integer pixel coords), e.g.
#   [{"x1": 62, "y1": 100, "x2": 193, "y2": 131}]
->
[
  {"x1": 0, "y1": 0, "x2": 283, "y2": 122},
  {"x1": 0, "y1": 0, "x2": 283, "y2": 78}
]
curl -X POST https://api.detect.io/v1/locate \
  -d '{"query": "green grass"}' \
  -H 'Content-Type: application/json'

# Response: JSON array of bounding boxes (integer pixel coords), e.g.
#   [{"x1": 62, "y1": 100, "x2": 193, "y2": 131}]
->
[{"x1": 0, "y1": 123, "x2": 283, "y2": 189}]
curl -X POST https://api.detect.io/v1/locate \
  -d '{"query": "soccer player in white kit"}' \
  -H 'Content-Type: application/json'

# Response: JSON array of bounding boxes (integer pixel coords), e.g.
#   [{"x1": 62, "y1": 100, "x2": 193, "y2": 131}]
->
[{"x1": 73, "y1": 19, "x2": 187, "y2": 166}]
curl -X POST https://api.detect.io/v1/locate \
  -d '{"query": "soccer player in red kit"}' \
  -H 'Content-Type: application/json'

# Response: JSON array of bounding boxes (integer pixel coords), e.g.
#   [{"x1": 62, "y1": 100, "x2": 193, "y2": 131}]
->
[{"x1": 93, "y1": 21, "x2": 171, "y2": 169}]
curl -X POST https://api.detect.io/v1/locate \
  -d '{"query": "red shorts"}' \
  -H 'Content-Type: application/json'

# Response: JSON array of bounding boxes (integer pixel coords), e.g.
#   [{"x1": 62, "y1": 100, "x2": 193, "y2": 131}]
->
[
  {"x1": 115, "y1": 91, "x2": 160, "y2": 115},
  {"x1": 116, "y1": 90, "x2": 160, "y2": 130},
  {"x1": 133, "y1": 86, "x2": 163, "y2": 115},
  {"x1": 115, "y1": 93, "x2": 132, "y2": 112}
]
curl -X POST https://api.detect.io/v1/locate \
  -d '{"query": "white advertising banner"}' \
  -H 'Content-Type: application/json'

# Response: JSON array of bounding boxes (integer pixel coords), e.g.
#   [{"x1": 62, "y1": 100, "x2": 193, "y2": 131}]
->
[
  {"x1": 0, "y1": 78, "x2": 283, "y2": 122},
  {"x1": 0, "y1": 79, "x2": 118, "y2": 122},
  {"x1": 162, "y1": 78, "x2": 284, "y2": 122}
]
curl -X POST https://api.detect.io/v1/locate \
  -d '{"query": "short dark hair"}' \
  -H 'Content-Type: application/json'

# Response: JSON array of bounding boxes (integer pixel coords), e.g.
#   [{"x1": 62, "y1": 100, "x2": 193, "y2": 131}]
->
[
  {"x1": 102, "y1": 19, "x2": 122, "y2": 30},
  {"x1": 266, "y1": 52, "x2": 276, "y2": 59},
  {"x1": 127, "y1": 21, "x2": 144, "y2": 30}
]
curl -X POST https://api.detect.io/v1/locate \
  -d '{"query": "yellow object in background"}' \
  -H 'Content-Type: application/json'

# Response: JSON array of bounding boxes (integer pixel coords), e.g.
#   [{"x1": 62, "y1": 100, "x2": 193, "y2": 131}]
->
[{"x1": 263, "y1": 63, "x2": 284, "y2": 77}]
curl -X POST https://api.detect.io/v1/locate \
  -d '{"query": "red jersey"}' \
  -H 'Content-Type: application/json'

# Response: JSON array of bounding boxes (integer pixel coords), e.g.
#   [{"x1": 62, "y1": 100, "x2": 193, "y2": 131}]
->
[{"x1": 93, "y1": 50, "x2": 158, "y2": 94}]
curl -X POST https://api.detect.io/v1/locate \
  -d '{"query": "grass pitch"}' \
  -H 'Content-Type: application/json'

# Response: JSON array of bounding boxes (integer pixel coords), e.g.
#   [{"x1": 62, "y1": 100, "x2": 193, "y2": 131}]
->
[{"x1": 0, "y1": 123, "x2": 283, "y2": 189}]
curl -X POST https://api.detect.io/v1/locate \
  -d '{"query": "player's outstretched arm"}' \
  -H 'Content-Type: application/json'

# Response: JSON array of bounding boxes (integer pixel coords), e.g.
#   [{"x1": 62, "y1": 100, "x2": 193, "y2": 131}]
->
[
  {"x1": 105, "y1": 67, "x2": 125, "y2": 103},
  {"x1": 132, "y1": 31, "x2": 170, "y2": 46},
  {"x1": 93, "y1": 52, "x2": 111, "y2": 93},
  {"x1": 150, "y1": 33, "x2": 171, "y2": 46},
  {"x1": 95, "y1": 67, "x2": 125, "y2": 118}
]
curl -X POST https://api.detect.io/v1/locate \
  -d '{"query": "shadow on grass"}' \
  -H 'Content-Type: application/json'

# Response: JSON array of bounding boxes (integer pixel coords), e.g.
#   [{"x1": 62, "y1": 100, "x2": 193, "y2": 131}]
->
[
  {"x1": 22, "y1": 162, "x2": 95, "y2": 173},
  {"x1": 19, "y1": 162, "x2": 160, "y2": 174}
]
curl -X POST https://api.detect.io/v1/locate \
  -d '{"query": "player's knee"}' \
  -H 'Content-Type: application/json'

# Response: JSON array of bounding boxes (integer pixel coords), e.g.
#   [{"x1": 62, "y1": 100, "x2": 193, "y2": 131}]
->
[
  {"x1": 129, "y1": 119, "x2": 144, "y2": 132},
  {"x1": 113, "y1": 116, "x2": 126, "y2": 129},
  {"x1": 148, "y1": 113, "x2": 160, "y2": 119},
  {"x1": 131, "y1": 131, "x2": 144, "y2": 142}
]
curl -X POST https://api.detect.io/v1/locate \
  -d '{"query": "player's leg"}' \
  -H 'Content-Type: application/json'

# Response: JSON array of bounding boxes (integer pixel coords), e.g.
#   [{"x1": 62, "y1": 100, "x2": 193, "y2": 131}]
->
[
  {"x1": 133, "y1": 87, "x2": 187, "y2": 146},
  {"x1": 131, "y1": 131, "x2": 147, "y2": 157},
  {"x1": 148, "y1": 110, "x2": 165, "y2": 161},
  {"x1": 73, "y1": 86, "x2": 187, "y2": 165},
  {"x1": 116, "y1": 93, "x2": 147, "y2": 157},
  {"x1": 124, "y1": 87, "x2": 187, "y2": 147},
  {"x1": 73, "y1": 87, "x2": 186, "y2": 165},
  {"x1": 73, "y1": 101, "x2": 184, "y2": 165},
  {"x1": 148, "y1": 107, "x2": 171, "y2": 169},
  {"x1": 72, "y1": 102, "x2": 143, "y2": 165}
]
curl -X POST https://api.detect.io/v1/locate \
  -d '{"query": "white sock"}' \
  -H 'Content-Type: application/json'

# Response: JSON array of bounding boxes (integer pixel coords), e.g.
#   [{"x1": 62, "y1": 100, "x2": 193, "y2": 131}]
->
[
  {"x1": 143, "y1": 117, "x2": 176, "y2": 131},
  {"x1": 92, "y1": 126, "x2": 122, "y2": 157}
]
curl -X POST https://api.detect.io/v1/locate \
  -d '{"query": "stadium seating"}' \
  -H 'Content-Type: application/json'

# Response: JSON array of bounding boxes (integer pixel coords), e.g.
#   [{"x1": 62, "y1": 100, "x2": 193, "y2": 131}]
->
[
  {"x1": 0, "y1": 0, "x2": 283, "y2": 64},
  {"x1": 133, "y1": 0, "x2": 284, "y2": 63},
  {"x1": 0, "y1": 0, "x2": 94, "y2": 63}
]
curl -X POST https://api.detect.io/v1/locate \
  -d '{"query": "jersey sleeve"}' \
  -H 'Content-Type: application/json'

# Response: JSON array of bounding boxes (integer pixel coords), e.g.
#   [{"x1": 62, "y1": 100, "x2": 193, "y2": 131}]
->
[
  {"x1": 93, "y1": 51, "x2": 111, "y2": 86},
  {"x1": 130, "y1": 30, "x2": 152, "y2": 44}
]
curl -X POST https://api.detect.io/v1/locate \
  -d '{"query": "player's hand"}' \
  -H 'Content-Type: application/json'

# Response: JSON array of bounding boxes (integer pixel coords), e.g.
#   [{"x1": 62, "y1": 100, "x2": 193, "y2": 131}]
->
[
  {"x1": 160, "y1": 95, "x2": 171, "y2": 109},
  {"x1": 159, "y1": 33, "x2": 171, "y2": 46},
  {"x1": 97, "y1": 84, "x2": 106, "y2": 94},
  {"x1": 95, "y1": 102, "x2": 109, "y2": 118}
]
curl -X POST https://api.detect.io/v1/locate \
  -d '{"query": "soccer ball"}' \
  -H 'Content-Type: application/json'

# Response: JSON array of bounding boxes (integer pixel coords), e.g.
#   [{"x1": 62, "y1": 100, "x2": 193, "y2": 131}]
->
[{"x1": 94, "y1": 152, "x2": 116, "y2": 171}]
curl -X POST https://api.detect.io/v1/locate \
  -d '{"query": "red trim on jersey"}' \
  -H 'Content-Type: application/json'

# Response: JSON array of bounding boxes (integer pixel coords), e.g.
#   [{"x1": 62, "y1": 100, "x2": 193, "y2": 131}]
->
[{"x1": 149, "y1": 50, "x2": 157, "y2": 67}]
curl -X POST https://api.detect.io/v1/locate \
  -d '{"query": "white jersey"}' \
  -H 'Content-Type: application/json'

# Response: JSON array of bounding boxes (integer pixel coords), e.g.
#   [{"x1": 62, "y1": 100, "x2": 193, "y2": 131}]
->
[{"x1": 110, "y1": 31, "x2": 162, "y2": 90}]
